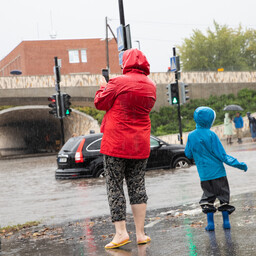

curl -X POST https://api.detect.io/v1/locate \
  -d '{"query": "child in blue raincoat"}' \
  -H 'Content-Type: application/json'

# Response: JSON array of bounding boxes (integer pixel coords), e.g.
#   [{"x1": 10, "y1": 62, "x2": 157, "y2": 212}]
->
[{"x1": 185, "y1": 107, "x2": 248, "y2": 231}]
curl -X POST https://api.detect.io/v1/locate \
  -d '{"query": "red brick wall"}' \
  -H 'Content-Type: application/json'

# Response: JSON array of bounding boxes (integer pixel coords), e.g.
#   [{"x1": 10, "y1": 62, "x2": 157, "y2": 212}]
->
[
  {"x1": 0, "y1": 42, "x2": 26, "y2": 76},
  {"x1": 0, "y1": 39, "x2": 121, "y2": 76}
]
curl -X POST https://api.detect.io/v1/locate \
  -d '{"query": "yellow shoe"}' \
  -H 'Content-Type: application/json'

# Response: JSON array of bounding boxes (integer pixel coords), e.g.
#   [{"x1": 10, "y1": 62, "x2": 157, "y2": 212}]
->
[
  {"x1": 105, "y1": 239, "x2": 131, "y2": 249},
  {"x1": 137, "y1": 236, "x2": 151, "y2": 245}
]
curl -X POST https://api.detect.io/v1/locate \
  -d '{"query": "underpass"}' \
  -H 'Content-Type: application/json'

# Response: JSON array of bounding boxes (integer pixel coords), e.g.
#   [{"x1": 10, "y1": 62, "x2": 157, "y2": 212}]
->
[{"x1": 0, "y1": 106, "x2": 99, "y2": 157}]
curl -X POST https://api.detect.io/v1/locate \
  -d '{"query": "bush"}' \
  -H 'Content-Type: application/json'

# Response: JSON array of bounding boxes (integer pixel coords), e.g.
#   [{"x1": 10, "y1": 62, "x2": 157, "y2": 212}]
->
[
  {"x1": 150, "y1": 88, "x2": 256, "y2": 136},
  {"x1": 74, "y1": 106, "x2": 105, "y2": 124}
]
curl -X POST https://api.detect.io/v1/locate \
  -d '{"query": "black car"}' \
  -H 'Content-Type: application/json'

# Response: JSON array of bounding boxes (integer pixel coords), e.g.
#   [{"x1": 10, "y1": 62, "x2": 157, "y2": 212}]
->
[{"x1": 55, "y1": 133, "x2": 192, "y2": 179}]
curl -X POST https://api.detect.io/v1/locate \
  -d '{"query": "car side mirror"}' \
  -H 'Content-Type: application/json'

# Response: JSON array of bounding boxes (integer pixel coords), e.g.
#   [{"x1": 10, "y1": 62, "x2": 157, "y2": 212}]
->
[{"x1": 159, "y1": 141, "x2": 165, "y2": 147}]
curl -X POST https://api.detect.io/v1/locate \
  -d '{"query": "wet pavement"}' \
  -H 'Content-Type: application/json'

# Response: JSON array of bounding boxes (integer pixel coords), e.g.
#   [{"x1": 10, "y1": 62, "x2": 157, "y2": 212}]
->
[
  {"x1": 0, "y1": 137, "x2": 256, "y2": 255},
  {"x1": 1, "y1": 191, "x2": 255, "y2": 255}
]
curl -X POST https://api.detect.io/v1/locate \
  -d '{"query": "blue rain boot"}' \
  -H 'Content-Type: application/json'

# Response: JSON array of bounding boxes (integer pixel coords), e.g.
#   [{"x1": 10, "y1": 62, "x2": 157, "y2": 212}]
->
[
  {"x1": 222, "y1": 211, "x2": 231, "y2": 229},
  {"x1": 205, "y1": 212, "x2": 215, "y2": 231}
]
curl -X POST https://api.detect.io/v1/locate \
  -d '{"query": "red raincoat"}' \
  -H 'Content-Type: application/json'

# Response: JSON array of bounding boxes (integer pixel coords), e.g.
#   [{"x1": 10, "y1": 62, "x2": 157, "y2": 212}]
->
[{"x1": 94, "y1": 49, "x2": 156, "y2": 159}]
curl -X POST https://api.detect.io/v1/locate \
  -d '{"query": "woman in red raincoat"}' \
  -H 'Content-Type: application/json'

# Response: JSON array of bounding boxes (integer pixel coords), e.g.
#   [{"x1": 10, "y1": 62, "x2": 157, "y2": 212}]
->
[{"x1": 94, "y1": 49, "x2": 156, "y2": 249}]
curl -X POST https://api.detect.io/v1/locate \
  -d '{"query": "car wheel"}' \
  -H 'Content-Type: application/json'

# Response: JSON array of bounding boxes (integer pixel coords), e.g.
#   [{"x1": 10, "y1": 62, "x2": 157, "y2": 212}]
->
[
  {"x1": 173, "y1": 157, "x2": 190, "y2": 169},
  {"x1": 95, "y1": 167, "x2": 105, "y2": 178}
]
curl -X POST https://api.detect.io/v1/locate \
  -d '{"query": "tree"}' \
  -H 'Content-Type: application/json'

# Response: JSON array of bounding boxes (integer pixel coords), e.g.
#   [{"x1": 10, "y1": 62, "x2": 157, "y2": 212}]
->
[
  {"x1": 178, "y1": 21, "x2": 256, "y2": 71},
  {"x1": 149, "y1": 89, "x2": 256, "y2": 136}
]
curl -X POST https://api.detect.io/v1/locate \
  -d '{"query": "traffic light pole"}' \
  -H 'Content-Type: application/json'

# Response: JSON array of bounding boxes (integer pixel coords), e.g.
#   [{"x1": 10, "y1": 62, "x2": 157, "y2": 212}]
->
[
  {"x1": 118, "y1": 0, "x2": 127, "y2": 49},
  {"x1": 173, "y1": 48, "x2": 183, "y2": 145},
  {"x1": 54, "y1": 56, "x2": 65, "y2": 146}
]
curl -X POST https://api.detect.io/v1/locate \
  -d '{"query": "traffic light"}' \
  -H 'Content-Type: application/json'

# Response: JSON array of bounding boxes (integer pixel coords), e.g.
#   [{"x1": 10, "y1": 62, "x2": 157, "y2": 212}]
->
[
  {"x1": 170, "y1": 82, "x2": 179, "y2": 105},
  {"x1": 48, "y1": 94, "x2": 59, "y2": 117},
  {"x1": 61, "y1": 93, "x2": 72, "y2": 117},
  {"x1": 180, "y1": 82, "x2": 189, "y2": 104},
  {"x1": 166, "y1": 84, "x2": 172, "y2": 104}
]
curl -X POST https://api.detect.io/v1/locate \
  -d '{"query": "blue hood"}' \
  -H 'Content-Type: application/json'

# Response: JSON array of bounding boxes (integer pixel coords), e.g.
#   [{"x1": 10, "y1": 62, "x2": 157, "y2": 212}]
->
[{"x1": 194, "y1": 107, "x2": 216, "y2": 129}]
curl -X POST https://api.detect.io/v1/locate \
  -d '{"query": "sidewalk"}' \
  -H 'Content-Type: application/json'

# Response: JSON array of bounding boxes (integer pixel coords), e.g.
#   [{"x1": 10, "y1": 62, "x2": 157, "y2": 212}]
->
[{"x1": 1, "y1": 191, "x2": 256, "y2": 256}]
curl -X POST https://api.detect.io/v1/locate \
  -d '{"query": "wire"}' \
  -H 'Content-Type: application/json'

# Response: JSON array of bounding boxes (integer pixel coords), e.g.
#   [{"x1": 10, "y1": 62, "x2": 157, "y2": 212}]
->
[{"x1": 109, "y1": 18, "x2": 256, "y2": 28}]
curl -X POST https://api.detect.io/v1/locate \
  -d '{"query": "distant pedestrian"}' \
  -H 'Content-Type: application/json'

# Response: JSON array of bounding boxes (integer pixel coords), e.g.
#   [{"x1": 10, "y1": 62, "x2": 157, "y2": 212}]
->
[
  {"x1": 247, "y1": 112, "x2": 256, "y2": 142},
  {"x1": 233, "y1": 112, "x2": 244, "y2": 143},
  {"x1": 185, "y1": 107, "x2": 247, "y2": 231},
  {"x1": 94, "y1": 49, "x2": 156, "y2": 249},
  {"x1": 224, "y1": 113, "x2": 233, "y2": 144}
]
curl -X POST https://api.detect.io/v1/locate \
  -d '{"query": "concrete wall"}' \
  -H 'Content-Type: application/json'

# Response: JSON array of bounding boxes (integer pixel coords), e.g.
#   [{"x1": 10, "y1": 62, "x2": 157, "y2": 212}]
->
[
  {"x1": 159, "y1": 113, "x2": 256, "y2": 145},
  {"x1": 1, "y1": 71, "x2": 256, "y2": 89},
  {"x1": 63, "y1": 109, "x2": 100, "y2": 140},
  {"x1": 189, "y1": 82, "x2": 256, "y2": 100},
  {"x1": 1, "y1": 72, "x2": 256, "y2": 111}
]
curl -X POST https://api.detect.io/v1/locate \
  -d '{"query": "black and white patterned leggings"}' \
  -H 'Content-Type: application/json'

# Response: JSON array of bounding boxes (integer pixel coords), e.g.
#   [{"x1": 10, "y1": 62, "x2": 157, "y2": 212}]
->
[{"x1": 103, "y1": 155, "x2": 148, "y2": 222}]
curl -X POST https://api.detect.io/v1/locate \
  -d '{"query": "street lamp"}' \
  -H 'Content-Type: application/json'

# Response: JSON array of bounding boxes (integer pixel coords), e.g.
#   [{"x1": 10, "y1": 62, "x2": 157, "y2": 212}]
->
[
  {"x1": 135, "y1": 40, "x2": 141, "y2": 50},
  {"x1": 10, "y1": 70, "x2": 22, "y2": 75}
]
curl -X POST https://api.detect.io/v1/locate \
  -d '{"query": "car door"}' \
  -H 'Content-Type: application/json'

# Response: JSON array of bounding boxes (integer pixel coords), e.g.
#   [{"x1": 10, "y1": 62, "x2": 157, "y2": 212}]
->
[{"x1": 147, "y1": 137, "x2": 170, "y2": 169}]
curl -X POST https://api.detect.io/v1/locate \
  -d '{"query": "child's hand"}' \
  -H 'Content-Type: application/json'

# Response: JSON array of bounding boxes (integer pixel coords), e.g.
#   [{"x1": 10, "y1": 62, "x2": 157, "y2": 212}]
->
[{"x1": 240, "y1": 162, "x2": 248, "y2": 172}]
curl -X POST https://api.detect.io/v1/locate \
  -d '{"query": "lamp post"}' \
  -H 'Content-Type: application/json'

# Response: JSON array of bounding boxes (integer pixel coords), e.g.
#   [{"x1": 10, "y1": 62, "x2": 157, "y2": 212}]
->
[
  {"x1": 135, "y1": 40, "x2": 141, "y2": 50},
  {"x1": 10, "y1": 70, "x2": 22, "y2": 75}
]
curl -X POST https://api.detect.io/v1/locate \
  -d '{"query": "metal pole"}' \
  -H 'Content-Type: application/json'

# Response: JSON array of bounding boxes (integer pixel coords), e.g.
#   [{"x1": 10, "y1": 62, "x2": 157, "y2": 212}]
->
[
  {"x1": 105, "y1": 17, "x2": 109, "y2": 70},
  {"x1": 118, "y1": 0, "x2": 125, "y2": 26},
  {"x1": 54, "y1": 56, "x2": 65, "y2": 146},
  {"x1": 118, "y1": 0, "x2": 127, "y2": 49},
  {"x1": 135, "y1": 40, "x2": 141, "y2": 50},
  {"x1": 173, "y1": 47, "x2": 183, "y2": 145},
  {"x1": 107, "y1": 24, "x2": 117, "y2": 43}
]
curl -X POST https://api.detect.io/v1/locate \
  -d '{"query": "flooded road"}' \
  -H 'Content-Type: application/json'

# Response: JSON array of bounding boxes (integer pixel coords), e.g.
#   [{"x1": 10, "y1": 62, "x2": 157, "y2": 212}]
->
[{"x1": 0, "y1": 142, "x2": 256, "y2": 227}]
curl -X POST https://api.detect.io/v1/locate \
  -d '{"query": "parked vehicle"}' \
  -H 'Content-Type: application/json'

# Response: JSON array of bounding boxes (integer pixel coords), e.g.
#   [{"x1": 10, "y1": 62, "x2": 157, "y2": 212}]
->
[{"x1": 55, "y1": 133, "x2": 192, "y2": 179}]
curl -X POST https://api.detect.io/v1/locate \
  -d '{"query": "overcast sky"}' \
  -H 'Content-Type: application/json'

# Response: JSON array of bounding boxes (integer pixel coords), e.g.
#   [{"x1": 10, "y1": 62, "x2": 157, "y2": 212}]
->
[{"x1": 1, "y1": 0, "x2": 256, "y2": 72}]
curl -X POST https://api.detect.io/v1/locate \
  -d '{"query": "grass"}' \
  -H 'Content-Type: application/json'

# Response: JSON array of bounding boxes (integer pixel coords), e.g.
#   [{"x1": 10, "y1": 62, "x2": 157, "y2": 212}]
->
[{"x1": 0, "y1": 221, "x2": 40, "y2": 235}]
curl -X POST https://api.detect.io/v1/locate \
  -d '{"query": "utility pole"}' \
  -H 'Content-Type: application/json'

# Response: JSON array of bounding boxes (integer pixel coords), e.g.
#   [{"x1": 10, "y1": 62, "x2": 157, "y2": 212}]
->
[
  {"x1": 173, "y1": 47, "x2": 183, "y2": 145},
  {"x1": 105, "y1": 17, "x2": 109, "y2": 70},
  {"x1": 105, "y1": 17, "x2": 118, "y2": 73}
]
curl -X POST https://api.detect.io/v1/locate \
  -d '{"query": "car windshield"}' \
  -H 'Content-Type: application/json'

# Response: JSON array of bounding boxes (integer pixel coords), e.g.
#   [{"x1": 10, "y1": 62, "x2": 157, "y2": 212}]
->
[{"x1": 150, "y1": 137, "x2": 160, "y2": 147}]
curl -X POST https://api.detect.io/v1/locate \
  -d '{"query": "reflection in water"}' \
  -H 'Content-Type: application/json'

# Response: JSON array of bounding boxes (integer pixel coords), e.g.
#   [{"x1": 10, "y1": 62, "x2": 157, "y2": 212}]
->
[
  {"x1": 207, "y1": 231, "x2": 221, "y2": 255},
  {"x1": 206, "y1": 230, "x2": 237, "y2": 256},
  {"x1": 105, "y1": 248, "x2": 132, "y2": 256},
  {"x1": 105, "y1": 244, "x2": 150, "y2": 256},
  {"x1": 84, "y1": 218, "x2": 97, "y2": 255},
  {"x1": 184, "y1": 218, "x2": 198, "y2": 256},
  {"x1": 224, "y1": 230, "x2": 237, "y2": 256}
]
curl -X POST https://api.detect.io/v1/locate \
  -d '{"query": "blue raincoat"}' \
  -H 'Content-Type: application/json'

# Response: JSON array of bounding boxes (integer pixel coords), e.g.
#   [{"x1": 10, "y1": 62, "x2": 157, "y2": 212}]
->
[{"x1": 185, "y1": 107, "x2": 247, "y2": 181}]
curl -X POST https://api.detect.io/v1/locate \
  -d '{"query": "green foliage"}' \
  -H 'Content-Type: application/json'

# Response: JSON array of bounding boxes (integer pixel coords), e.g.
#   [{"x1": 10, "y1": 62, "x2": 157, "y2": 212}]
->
[
  {"x1": 0, "y1": 221, "x2": 40, "y2": 234},
  {"x1": 0, "y1": 106, "x2": 14, "y2": 111},
  {"x1": 74, "y1": 106, "x2": 105, "y2": 124},
  {"x1": 178, "y1": 21, "x2": 256, "y2": 71},
  {"x1": 150, "y1": 88, "x2": 256, "y2": 136}
]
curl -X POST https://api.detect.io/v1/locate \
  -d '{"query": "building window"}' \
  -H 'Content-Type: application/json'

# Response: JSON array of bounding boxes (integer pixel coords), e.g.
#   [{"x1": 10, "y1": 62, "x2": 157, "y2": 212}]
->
[
  {"x1": 69, "y1": 50, "x2": 80, "y2": 63},
  {"x1": 81, "y1": 49, "x2": 87, "y2": 63}
]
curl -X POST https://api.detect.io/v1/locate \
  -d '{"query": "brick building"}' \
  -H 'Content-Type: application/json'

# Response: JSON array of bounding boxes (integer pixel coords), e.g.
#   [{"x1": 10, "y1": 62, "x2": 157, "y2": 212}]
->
[{"x1": 0, "y1": 38, "x2": 121, "y2": 76}]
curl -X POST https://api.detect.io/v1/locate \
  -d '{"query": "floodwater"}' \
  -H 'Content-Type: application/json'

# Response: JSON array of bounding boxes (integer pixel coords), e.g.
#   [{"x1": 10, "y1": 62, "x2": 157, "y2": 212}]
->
[{"x1": 0, "y1": 143, "x2": 256, "y2": 227}]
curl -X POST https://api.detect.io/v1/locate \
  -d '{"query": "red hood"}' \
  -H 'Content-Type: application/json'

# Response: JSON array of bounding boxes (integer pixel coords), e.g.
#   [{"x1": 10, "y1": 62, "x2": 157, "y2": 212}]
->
[{"x1": 122, "y1": 49, "x2": 150, "y2": 76}]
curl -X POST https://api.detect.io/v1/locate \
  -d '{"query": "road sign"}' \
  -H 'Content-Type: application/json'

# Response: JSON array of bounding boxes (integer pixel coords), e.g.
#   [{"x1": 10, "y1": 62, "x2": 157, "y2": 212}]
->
[
  {"x1": 170, "y1": 57, "x2": 177, "y2": 72},
  {"x1": 117, "y1": 25, "x2": 125, "y2": 51},
  {"x1": 119, "y1": 51, "x2": 124, "y2": 66}
]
